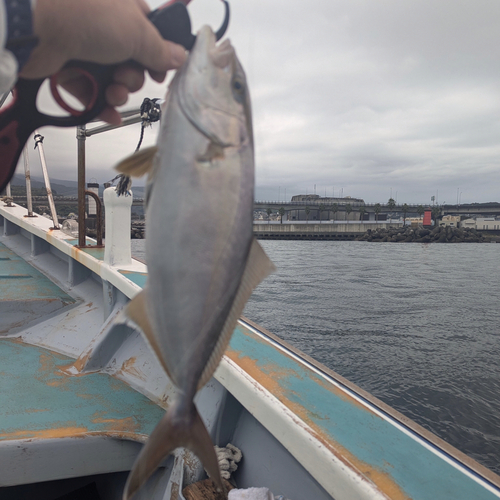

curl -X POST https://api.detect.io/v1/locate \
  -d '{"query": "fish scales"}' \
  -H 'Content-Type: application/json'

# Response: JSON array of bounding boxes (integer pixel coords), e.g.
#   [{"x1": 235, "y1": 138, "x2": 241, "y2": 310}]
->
[{"x1": 116, "y1": 26, "x2": 274, "y2": 500}]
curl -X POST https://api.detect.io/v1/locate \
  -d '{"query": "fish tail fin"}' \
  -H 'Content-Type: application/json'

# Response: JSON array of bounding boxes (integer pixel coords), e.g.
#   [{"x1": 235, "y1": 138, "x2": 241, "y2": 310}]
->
[{"x1": 123, "y1": 401, "x2": 224, "y2": 500}]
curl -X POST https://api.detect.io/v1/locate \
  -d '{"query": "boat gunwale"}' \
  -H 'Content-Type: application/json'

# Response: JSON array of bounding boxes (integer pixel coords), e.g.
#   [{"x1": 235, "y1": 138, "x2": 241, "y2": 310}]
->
[{"x1": 239, "y1": 315, "x2": 500, "y2": 491}]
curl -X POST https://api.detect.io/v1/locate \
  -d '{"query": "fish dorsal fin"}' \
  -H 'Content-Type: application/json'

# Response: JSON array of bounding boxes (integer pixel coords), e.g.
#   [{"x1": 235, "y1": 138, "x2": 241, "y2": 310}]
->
[
  {"x1": 198, "y1": 238, "x2": 276, "y2": 389},
  {"x1": 126, "y1": 290, "x2": 172, "y2": 380},
  {"x1": 115, "y1": 146, "x2": 158, "y2": 178}
]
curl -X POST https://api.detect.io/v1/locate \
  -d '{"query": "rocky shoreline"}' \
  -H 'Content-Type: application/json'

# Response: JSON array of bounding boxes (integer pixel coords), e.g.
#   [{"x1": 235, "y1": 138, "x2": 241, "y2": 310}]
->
[{"x1": 356, "y1": 225, "x2": 496, "y2": 243}]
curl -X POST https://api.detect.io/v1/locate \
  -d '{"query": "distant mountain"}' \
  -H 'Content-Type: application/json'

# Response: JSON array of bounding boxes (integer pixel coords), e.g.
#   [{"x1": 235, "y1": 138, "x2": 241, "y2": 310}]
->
[
  {"x1": 11, "y1": 174, "x2": 78, "y2": 196},
  {"x1": 10, "y1": 174, "x2": 145, "y2": 198}
]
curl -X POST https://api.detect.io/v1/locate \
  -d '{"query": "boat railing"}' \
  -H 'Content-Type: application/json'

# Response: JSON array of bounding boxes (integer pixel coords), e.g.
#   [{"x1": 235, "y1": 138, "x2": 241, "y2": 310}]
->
[
  {"x1": 33, "y1": 132, "x2": 59, "y2": 229},
  {"x1": 84, "y1": 189, "x2": 104, "y2": 246}
]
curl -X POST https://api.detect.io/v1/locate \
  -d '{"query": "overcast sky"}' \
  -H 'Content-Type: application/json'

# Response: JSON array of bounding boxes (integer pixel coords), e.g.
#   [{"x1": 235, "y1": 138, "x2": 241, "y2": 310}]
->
[{"x1": 13, "y1": 0, "x2": 500, "y2": 205}]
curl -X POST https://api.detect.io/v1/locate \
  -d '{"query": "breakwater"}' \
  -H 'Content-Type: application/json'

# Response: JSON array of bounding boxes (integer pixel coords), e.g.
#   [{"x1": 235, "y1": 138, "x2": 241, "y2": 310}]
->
[
  {"x1": 131, "y1": 221, "x2": 145, "y2": 239},
  {"x1": 356, "y1": 225, "x2": 497, "y2": 243}
]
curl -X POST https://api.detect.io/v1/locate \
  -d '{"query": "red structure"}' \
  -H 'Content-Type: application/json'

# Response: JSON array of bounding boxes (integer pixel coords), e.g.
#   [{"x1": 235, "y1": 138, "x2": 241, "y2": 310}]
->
[{"x1": 423, "y1": 210, "x2": 432, "y2": 226}]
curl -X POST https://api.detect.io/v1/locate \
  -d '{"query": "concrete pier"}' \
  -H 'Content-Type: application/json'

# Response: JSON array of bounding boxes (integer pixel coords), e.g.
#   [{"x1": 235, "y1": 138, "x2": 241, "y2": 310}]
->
[{"x1": 253, "y1": 221, "x2": 403, "y2": 240}]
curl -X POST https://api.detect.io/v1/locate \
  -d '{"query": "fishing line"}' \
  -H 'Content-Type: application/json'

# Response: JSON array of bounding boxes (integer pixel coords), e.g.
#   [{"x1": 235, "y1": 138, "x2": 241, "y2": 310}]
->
[{"x1": 114, "y1": 98, "x2": 162, "y2": 196}]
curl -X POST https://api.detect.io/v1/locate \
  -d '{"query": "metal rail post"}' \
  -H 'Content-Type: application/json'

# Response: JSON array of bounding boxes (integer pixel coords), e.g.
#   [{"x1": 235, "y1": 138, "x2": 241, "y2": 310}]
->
[
  {"x1": 34, "y1": 132, "x2": 59, "y2": 229},
  {"x1": 0, "y1": 91, "x2": 10, "y2": 108},
  {"x1": 23, "y1": 144, "x2": 34, "y2": 216},
  {"x1": 3, "y1": 182, "x2": 13, "y2": 206},
  {"x1": 84, "y1": 190, "x2": 103, "y2": 246},
  {"x1": 77, "y1": 125, "x2": 86, "y2": 246}
]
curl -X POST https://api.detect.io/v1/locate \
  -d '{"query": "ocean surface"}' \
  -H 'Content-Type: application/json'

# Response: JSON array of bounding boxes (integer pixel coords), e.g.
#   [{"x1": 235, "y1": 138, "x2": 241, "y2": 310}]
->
[{"x1": 131, "y1": 239, "x2": 500, "y2": 475}]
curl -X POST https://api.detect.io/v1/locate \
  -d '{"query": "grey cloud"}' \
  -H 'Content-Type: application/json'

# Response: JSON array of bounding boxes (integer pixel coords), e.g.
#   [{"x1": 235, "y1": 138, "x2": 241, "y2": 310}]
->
[{"x1": 12, "y1": 0, "x2": 500, "y2": 205}]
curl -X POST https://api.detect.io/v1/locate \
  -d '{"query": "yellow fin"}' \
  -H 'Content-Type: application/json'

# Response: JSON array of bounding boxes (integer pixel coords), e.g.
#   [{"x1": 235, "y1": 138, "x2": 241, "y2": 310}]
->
[
  {"x1": 115, "y1": 146, "x2": 157, "y2": 177},
  {"x1": 125, "y1": 290, "x2": 172, "y2": 379},
  {"x1": 198, "y1": 238, "x2": 276, "y2": 388}
]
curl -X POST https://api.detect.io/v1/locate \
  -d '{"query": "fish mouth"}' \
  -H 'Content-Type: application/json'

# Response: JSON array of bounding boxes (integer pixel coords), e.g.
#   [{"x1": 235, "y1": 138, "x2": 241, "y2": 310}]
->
[
  {"x1": 195, "y1": 25, "x2": 235, "y2": 71},
  {"x1": 175, "y1": 25, "x2": 246, "y2": 147}
]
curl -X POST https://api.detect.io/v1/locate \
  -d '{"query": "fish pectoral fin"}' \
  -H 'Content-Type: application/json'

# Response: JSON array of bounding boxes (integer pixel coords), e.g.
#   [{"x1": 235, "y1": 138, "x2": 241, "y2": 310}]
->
[
  {"x1": 199, "y1": 238, "x2": 276, "y2": 388},
  {"x1": 196, "y1": 141, "x2": 225, "y2": 163},
  {"x1": 125, "y1": 291, "x2": 172, "y2": 379},
  {"x1": 123, "y1": 402, "x2": 224, "y2": 500},
  {"x1": 115, "y1": 146, "x2": 158, "y2": 178}
]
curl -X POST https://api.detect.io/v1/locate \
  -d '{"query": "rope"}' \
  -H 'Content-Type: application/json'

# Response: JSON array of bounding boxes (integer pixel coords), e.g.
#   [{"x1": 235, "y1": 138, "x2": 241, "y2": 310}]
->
[
  {"x1": 135, "y1": 123, "x2": 146, "y2": 152},
  {"x1": 214, "y1": 443, "x2": 242, "y2": 480}
]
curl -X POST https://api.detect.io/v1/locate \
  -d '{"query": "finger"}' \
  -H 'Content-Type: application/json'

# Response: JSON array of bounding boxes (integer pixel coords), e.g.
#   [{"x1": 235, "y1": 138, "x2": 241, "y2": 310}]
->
[
  {"x1": 98, "y1": 105, "x2": 122, "y2": 126},
  {"x1": 114, "y1": 64, "x2": 145, "y2": 92},
  {"x1": 57, "y1": 69, "x2": 94, "y2": 105},
  {"x1": 148, "y1": 69, "x2": 167, "y2": 83},
  {"x1": 105, "y1": 83, "x2": 129, "y2": 108}
]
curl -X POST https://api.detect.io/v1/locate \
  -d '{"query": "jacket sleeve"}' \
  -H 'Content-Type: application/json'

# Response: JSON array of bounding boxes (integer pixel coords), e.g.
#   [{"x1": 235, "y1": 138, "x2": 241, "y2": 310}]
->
[{"x1": 0, "y1": 1, "x2": 19, "y2": 96}]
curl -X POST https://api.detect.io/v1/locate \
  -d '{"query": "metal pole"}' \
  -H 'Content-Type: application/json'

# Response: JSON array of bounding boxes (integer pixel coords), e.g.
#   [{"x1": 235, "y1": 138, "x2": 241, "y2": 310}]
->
[
  {"x1": 85, "y1": 114, "x2": 142, "y2": 137},
  {"x1": 84, "y1": 190, "x2": 103, "y2": 246},
  {"x1": 33, "y1": 132, "x2": 59, "y2": 229},
  {"x1": 23, "y1": 144, "x2": 34, "y2": 216},
  {"x1": 77, "y1": 125, "x2": 86, "y2": 246},
  {"x1": 0, "y1": 91, "x2": 10, "y2": 108},
  {"x1": 5, "y1": 182, "x2": 11, "y2": 197}
]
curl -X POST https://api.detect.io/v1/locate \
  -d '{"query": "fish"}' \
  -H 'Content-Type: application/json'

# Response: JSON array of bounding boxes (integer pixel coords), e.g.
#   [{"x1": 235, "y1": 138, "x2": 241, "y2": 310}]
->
[{"x1": 115, "y1": 25, "x2": 275, "y2": 500}]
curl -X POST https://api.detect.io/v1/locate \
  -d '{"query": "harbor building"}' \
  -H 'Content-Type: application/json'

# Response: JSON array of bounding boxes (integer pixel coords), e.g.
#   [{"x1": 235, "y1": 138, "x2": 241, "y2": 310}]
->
[
  {"x1": 439, "y1": 215, "x2": 461, "y2": 228},
  {"x1": 288, "y1": 194, "x2": 366, "y2": 221},
  {"x1": 460, "y1": 217, "x2": 500, "y2": 231}
]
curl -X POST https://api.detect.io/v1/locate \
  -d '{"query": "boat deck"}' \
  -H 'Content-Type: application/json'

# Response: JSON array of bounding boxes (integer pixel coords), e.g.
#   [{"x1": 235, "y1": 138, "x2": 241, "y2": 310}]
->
[
  {"x1": 0, "y1": 338, "x2": 164, "y2": 442},
  {"x1": 0, "y1": 242, "x2": 75, "y2": 334},
  {"x1": 0, "y1": 236, "x2": 164, "y2": 487},
  {"x1": 0, "y1": 336, "x2": 165, "y2": 487}
]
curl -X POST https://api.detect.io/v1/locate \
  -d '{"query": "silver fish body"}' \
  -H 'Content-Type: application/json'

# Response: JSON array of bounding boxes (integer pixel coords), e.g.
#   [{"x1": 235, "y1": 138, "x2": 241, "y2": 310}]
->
[{"x1": 117, "y1": 26, "x2": 274, "y2": 500}]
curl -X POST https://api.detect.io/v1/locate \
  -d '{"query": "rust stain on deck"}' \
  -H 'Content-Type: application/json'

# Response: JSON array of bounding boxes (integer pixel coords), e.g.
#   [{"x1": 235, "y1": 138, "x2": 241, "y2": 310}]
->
[
  {"x1": 226, "y1": 347, "x2": 410, "y2": 500},
  {"x1": 92, "y1": 416, "x2": 140, "y2": 433},
  {"x1": 62, "y1": 350, "x2": 92, "y2": 375},
  {"x1": 118, "y1": 357, "x2": 146, "y2": 381},
  {"x1": 0, "y1": 426, "x2": 89, "y2": 440}
]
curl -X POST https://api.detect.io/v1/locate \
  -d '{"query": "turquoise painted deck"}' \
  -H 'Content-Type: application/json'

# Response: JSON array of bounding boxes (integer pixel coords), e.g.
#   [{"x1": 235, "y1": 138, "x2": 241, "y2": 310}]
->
[
  {"x1": 0, "y1": 338, "x2": 164, "y2": 441},
  {"x1": 119, "y1": 270, "x2": 147, "y2": 288},
  {"x1": 66, "y1": 238, "x2": 105, "y2": 261},
  {"x1": 0, "y1": 243, "x2": 74, "y2": 304},
  {"x1": 228, "y1": 324, "x2": 500, "y2": 500}
]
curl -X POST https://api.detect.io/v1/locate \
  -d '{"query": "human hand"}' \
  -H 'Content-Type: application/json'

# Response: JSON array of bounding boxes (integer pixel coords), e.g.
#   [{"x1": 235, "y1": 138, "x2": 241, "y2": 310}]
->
[{"x1": 20, "y1": 0, "x2": 187, "y2": 124}]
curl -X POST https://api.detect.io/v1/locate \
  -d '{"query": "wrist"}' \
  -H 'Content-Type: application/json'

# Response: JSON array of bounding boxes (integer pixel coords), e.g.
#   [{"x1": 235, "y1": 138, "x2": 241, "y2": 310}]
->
[{"x1": 4, "y1": 0, "x2": 38, "y2": 72}]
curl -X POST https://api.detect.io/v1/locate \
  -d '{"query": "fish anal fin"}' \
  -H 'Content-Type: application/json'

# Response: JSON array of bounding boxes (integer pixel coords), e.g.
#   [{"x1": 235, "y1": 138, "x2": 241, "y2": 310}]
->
[
  {"x1": 123, "y1": 402, "x2": 223, "y2": 500},
  {"x1": 125, "y1": 291, "x2": 172, "y2": 380},
  {"x1": 199, "y1": 238, "x2": 276, "y2": 388},
  {"x1": 115, "y1": 146, "x2": 157, "y2": 178}
]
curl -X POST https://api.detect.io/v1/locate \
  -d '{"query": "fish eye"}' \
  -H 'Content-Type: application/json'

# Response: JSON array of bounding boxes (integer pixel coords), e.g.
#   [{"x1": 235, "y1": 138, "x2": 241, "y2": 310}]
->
[
  {"x1": 232, "y1": 78, "x2": 244, "y2": 93},
  {"x1": 231, "y1": 77, "x2": 245, "y2": 103}
]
